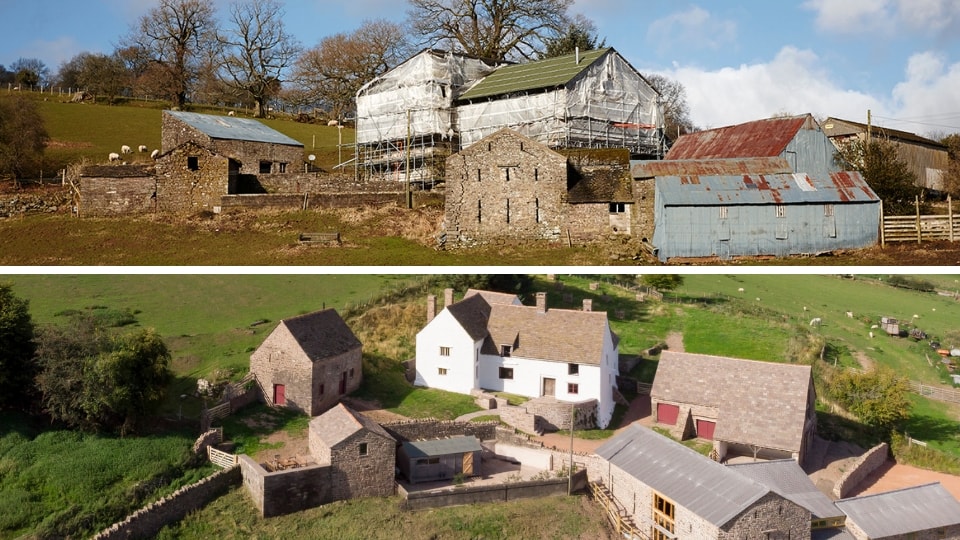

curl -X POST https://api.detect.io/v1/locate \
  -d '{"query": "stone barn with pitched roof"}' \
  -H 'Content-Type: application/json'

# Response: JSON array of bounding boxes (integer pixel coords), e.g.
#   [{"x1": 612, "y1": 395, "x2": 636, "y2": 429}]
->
[
  {"x1": 650, "y1": 351, "x2": 817, "y2": 467},
  {"x1": 76, "y1": 165, "x2": 156, "y2": 216},
  {"x1": 308, "y1": 403, "x2": 396, "y2": 501},
  {"x1": 250, "y1": 309, "x2": 362, "y2": 416},
  {"x1": 835, "y1": 482, "x2": 960, "y2": 539}
]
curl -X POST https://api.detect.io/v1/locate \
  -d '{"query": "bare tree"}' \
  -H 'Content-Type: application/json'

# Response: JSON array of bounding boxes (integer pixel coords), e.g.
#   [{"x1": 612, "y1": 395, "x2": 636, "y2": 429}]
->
[
  {"x1": 0, "y1": 96, "x2": 49, "y2": 187},
  {"x1": 10, "y1": 58, "x2": 49, "y2": 88},
  {"x1": 293, "y1": 19, "x2": 410, "y2": 121},
  {"x1": 939, "y1": 133, "x2": 960, "y2": 197},
  {"x1": 643, "y1": 73, "x2": 695, "y2": 140},
  {"x1": 408, "y1": 0, "x2": 574, "y2": 61},
  {"x1": 58, "y1": 52, "x2": 130, "y2": 101},
  {"x1": 217, "y1": 0, "x2": 302, "y2": 118},
  {"x1": 124, "y1": 0, "x2": 216, "y2": 108}
]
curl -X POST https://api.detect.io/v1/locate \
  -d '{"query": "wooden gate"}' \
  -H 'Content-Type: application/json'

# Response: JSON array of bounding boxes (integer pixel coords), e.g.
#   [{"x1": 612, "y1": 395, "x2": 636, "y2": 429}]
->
[{"x1": 462, "y1": 452, "x2": 474, "y2": 475}]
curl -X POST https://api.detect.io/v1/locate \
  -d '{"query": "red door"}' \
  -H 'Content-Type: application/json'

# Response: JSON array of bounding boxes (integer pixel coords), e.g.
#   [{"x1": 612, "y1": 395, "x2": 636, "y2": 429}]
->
[
  {"x1": 274, "y1": 384, "x2": 285, "y2": 405},
  {"x1": 696, "y1": 419, "x2": 716, "y2": 440},
  {"x1": 657, "y1": 403, "x2": 680, "y2": 425}
]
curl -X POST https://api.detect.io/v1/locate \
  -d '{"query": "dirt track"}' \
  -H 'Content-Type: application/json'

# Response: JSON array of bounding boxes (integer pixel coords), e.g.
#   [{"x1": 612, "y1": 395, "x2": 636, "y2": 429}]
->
[{"x1": 852, "y1": 461, "x2": 960, "y2": 500}]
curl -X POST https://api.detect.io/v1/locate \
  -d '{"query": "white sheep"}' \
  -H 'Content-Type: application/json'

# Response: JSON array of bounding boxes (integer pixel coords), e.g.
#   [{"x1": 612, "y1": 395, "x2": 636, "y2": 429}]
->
[
  {"x1": 108, "y1": 152, "x2": 120, "y2": 161},
  {"x1": 809, "y1": 317, "x2": 822, "y2": 326},
  {"x1": 227, "y1": 111, "x2": 236, "y2": 116},
  {"x1": 327, "y1": 119, "x2": 339, "y2": 126},
  {"x1": 869, "y1": 331, "x2": 874, "y2": 338},
  {"x1": 138, "y1": 145, "x2": 148, "y2": 153},
  {"x1": 121, "y1": 145, "x2": 132, "y2": 154},
  {"x1": 846, "y1": 311, "x2": 854, "y2": 318},
  {"x1": 871, "y1": 324, "x2": 879, "y2": 329},
  {"x1": 150, "y1": 149, "x2": 160, "y2": 159}
]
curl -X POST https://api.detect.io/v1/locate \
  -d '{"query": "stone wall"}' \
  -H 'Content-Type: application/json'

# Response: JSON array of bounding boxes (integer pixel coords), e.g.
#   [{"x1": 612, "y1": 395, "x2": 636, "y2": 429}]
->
[
  {"x1": 91, "y1": 466, "x2": 241, "y2": 540},
  {"x1": 397, "y1": 473, "x2": 584, "y2": 511},
  {"x1": 382, "y1": 418, "x2": 498, "y2": 442},
  {"x1": 524, "y1": 398, "x2": 598, "y2": 431},
  {"x1": 239, "y1": 455, "x2": 330, "y2": 518},
  {"x1": 78, "y1": 174, "x2": 157, "y2": 216},
  {"x1": 0, "y1": 188, "x2": 71, "y2": 217},
  {"x1": 327, "y1": 430, "x2": 396, "y2": 501},
  {"x1": 833, "y1": 442, "x2": 889, "y2": 499},
  {"x1": 631, "y1": 177, "x2": 656, "y2": 242},
  {"x1": 155, "y1": 141, "x2": 231, "y2": 214}
]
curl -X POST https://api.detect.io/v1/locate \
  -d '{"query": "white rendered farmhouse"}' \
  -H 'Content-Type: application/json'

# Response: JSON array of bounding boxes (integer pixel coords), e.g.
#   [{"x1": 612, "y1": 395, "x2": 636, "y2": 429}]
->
[{"x1": 415, "y1": 289, "x2": 620, "y2": 428}]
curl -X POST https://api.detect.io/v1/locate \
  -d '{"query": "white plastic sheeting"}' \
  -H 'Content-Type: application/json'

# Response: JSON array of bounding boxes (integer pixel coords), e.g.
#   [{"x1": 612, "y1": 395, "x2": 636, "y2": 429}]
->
[
  {"x1": 457, "y1": 52, "x2": 663, "y2": 154},
  {"x1": 355, "y1": 50, "x2": 500, "y2": 145}
]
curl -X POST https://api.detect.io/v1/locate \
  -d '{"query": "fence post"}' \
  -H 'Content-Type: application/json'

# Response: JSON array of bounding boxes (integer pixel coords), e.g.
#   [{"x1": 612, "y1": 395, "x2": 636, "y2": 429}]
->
[
  {"x1": 950, "y1": 195, "x2": 954, "y2": 243},
  {"x1": 880, "y1": 200, "x2": 885, "y2": 248},
  {"x1": 916, "y1": 196, "x2": 922, "y2": 244}
]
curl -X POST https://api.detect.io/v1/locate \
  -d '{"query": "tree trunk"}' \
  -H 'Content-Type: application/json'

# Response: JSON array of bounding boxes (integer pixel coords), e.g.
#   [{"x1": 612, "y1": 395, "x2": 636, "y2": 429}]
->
[{"x1": 253, "y1": 98, "x2": 266, "y2": 118}]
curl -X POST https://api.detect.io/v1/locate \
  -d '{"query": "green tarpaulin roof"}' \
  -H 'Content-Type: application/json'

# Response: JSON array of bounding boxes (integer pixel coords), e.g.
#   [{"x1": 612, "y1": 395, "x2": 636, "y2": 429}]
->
[{"x1": 457, "y1": 48, "x2": 612, "y2": 101}]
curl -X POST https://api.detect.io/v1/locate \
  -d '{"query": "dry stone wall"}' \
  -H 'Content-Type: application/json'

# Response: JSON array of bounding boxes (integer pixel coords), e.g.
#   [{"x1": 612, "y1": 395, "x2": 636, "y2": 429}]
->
[
  {"x1": 78, "y1": 175, "x2": 156, "y2": 216},
  {"x1": 382, "y1": 418, "x2": 498, "y2": 442},
  {"x1": 91, "y1": 466, "x2": 240, "y2": 540},
  {"x1": 239, "y1": 455, "x2": 330, "y2": 518},
  {"x1": 833, "y1": 442, "x2": 889, "y2": 499}
]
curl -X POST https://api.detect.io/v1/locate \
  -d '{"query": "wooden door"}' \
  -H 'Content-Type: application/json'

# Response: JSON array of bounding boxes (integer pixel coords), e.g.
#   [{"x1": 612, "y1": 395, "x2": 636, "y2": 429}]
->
[
  {"x1": 542, "y1": 378, "x2": 556, "y2": 397},
  {"x1": 273, "y1": 384, "x2": 285, "y2": 405},
  {"x1": 462, "y1": 452, "x2": 474, "y2": 475}
]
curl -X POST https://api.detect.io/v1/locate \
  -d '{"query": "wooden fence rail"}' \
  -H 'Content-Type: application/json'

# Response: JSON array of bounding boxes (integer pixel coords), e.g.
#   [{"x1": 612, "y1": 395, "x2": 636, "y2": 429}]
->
[
  {"x1": 908, "y1": 381, "x2": 960, "y2": 405},
  {"x1": 881, "y1": 196, "x2": 958, "y2": 245},
  {"x1": 208, "y1": 446, "x2": 238, "y2": 469}
]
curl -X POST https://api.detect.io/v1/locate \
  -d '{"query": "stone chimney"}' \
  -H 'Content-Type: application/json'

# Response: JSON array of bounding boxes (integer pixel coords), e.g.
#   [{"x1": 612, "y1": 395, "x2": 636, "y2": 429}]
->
[
  {"x1": 427, "y1": 294, "x2": 437, "y2": 322},
  {"x1": 582, "y1": 298, "x2": 592, "y2": 312},
  {"x1": 536, "y1": 292, "x2": 547, "y2": 314},
  {"x1": 444, "y1": 288, "x2": 454, "y2": 307}
]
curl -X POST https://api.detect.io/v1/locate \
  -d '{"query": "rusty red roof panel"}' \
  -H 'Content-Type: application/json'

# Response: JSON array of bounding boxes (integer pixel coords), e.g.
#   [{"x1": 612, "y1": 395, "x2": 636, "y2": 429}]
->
[
  {"x1": 665, "y1": 115, "x2": 813, "y2": 160},
  {"x1": 657, "y1": 171, "x2": 878, "y2": 206},
  {"x1": 631, "y1": 157, "x2": 792, "y2": 179}
]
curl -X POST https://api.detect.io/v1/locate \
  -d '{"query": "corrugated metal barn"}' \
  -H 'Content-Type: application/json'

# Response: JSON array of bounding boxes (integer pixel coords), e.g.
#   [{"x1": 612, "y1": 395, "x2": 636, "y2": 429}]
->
[
  {"x1": 397, "y1": 436, "x2": 482, "y2": 484},
  {"x1": 650, "y1": 169, "x2": 880, "y2": 261},
  {"x1": 666, "y1": 114, "x2": 841, "y2": 180}
]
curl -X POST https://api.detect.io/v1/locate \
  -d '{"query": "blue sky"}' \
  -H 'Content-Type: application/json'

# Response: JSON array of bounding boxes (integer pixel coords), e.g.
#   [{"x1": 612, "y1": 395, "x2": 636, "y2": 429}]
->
[{"x1": 2, "y1": 0, "x2": 960, "y2": 135}]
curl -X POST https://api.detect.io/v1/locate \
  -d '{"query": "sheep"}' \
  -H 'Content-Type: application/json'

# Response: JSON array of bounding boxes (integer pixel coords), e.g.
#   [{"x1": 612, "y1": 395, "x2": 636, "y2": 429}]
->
[
  {"x1": 871, "y1": 324, "x2": 879, "y2": 329},
  {"x1": 150, "y1": 149, "x2": 160, "y2": 159},
  {"x1": 737, "y1": 287, "x2": 744, "y2": 293},
  {"x1": 138, "y1": 145, "x2": 148, "y2": 153},
  {"x1": 121, "y1": 145, "x2": 132, "y2": 154},
  {"x1": 846, "y1": 311, "x2": 854, "y2": 318},
  {"x1": 108, "y1": 152, "x2": 120, "y2": 162},
  {"x1": 227, "y1": 111, "x2": 236, "y2": 116},
  {"x1": 809, "y1": 317, "x2": 822, "y2": 326},
  {"x1": 327, "y1": 119, "x2": 339, "y2": 126},
  {"x1": 869, "y1": 331, "x2": 874, "y2": 339}
]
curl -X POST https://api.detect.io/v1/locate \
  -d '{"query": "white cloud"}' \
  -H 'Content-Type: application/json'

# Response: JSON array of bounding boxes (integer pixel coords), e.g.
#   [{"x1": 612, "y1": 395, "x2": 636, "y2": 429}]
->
[
  {"x1": 889, "y1": 52, "x2": 960, "y2": 133},
  {"x1": 656, "y1": 46, "x2": 881, "y2": 128},
  {"x1": 803, "y1": 0, "x2": 960, "y2": 36},
  {"x1": 647, "y1": 6, "x2": 737, "y2": 52}
]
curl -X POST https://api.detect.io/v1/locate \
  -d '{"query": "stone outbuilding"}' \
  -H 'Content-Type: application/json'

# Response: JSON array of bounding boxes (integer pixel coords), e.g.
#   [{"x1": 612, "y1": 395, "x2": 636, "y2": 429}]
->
[
  {"x1": 308, "y1": 403, "x2": 396, "y2": 501},
  {"x1": 444, "y1": 128, "x2": 635, "y2": 244},
  {"x1": 76, "y1": 165, "x2": 156, "y2": 216},
  {"x1": 595, "y1": 424, "x2": 811, "y2": 539},
  {"x1": 834, "y1": 482, "x2": 960, "y2": 539},
  {"x1": 161, "y1": 110, "x2": 304, "y2": 176},
  {"x1": 153, "y1": 141, "x2": 233, "y2": 214},
  {"x1": 250, "y1": 309, "x2": 362, "y2": 416},
  {"x1": 651, "y1": 351, "x2": 817, "y2": 467}
]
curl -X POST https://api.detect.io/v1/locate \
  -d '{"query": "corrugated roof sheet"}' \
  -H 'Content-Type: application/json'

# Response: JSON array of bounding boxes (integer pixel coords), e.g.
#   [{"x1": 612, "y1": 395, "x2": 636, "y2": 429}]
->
[
  {"x1": 596, "y1": 424, "x2": 769, "y2": 527},
  {"x1": 835, "y1": 483, "x2": 960, "y2": 537},
  {"x1": 656, "y1": 171, "x2": 879, "y2": 206},
  {"x1": 666, "y1": 115, "x2": 815, "y2": 160},
  {"x1": 165, "y1": 110, "x2": 303, "y2": 147},
  {"x1": 728, "y1": 460, "x2": 843, "y2": 520},
  {"x1": 651, "y1": 351, "x2": 812, "y2": 453},
  {"x1": 457, "y1": 48, "x2": 611, "y2": 101},
  {"x1": 278, "y1": 309, "x2": 361, "y2": 362},
  {"x1": 402, "y1": 436, "x2": 482, "y2": 458},
  {"x1": 631, "y1": 157, "x2": 793, "y2": 179}
]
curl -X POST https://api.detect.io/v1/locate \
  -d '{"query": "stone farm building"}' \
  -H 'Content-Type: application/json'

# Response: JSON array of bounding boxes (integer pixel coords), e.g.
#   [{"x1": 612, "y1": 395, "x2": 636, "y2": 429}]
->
[
  {"x1": 834, "y1": 482, "x2": 960, "y2": 539},
  {"x1": 650, "y1": 351, "x2": 817, "y2": 467},
  {"x1": 355, "y1": 47, "x2": 663, "y2": 184},
  {"x1": 397, "y1": 435, "x2": 483, "y2": 484},
  {"x1": 249, "y1": 309, "x2": 362, "y2": 416},
  {"x1": 415, "y1": 288, "x2": 620, "y2": 429},
  {"x1": 444, "y1": 128, "x2": 636, "y2": 244},
  {"x1": 595, "y1": 424, "x2": 812, "y2": 539},
  {"x1": 823, "y1": 117, "x2": 952, "y2": 194},
  {"x1": 77, "y1": 165, "x2": 156, "y2": 216}
]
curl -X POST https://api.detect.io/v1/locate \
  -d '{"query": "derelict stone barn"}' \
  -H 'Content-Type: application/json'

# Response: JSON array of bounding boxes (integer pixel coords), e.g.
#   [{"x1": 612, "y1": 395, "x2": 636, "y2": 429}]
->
[
  {"x1": 444, "y1": 128, "x2": 635, "y2": 244},
  {"x1": 154, "y1": 141, "x2": 232, "y2": 214},
  {"x1": 249, "y1": 309, "x2": 362, "y2": 416},
  {"x1": 308, "y1": 403, "x2": 396, "y2": 501},
  {"x1": 161, "y1": 110, "x2": 304, "y2": 177},
  {"x1": 76, "y1": 165, "x2": 156, "y2": 216}
]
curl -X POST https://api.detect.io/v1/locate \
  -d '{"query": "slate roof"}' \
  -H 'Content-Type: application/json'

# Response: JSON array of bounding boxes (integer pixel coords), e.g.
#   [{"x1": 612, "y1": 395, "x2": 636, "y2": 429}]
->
[
  {"x1": 596, "y1": 424, "x2": 770, "y2": 527},
  {"x1": 402, "y1": 436, "x2": 482, "y2": 458},
  {"x1": 310, "y1": 403, "x2": 394, "y2": 448},
  {"x1": 728, "y1": 459, "x2": 843, "y2": 520},
  {"x1": 80, "y1": 165, "x2": 154, "y2": 178},
  {"x1": 655, "y1": 171, "x2": 879, "y2": 206},
  {"x1": 835, "y1": 483, "x2": 960, "y2": 537},
  {"x1": 463, "y1": 289, "x2": 521, "y2": 306},
  {"x1": 666, "y1": 114, "x2": 816, "y2": 160},
  {"x1": 445, "y1": 291, "x2": 616, "y2": 365},
  {"x1": 651, "y1": 351, "x2": 813, "y2": 452},
  {"x1": 457, "y1": 48, "x2": 612, "y2": 101},
  {"x1": 165, "y1": 110, "x2": 303, "y2": 147},
  {"x1": 277, "y1": 309, "x2": 361, "y2": 362},
  {"x1": 631, "y1": 157, "x2": 793, "y2": 179}
]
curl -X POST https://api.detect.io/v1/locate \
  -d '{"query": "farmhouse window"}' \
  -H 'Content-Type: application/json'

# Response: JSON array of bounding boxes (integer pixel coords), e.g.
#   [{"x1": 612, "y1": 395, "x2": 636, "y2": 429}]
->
[
  {"x1": 438, "y1": 368, "x2": 448, "y2": 375},
  {"x1": 440, "y1": 346, "x2": 450, "y2": 356},
  {"x1": 278, "y1": 162, "x2": 287, "y2": 173},
  {"x1": 500, "y1": 345, "x2": 512, "y2": 357},
  {"x1": 719, "y1": 206, "x2": 728, "y2": 219},
  {"x1": 359, "y1": 443, "x2": 368, "y2": 456},
  {"x1": 568, "y1": 363, "x2": 579, "y2": 375},
  {"x1": 652, "y1": 493, "x2": 676, "y2": 539},
  {"x1": 259, "y1": 161, "x2": 272, "y2": 174},
  {"x1": 824, "y1": 204, "x2": 835, "y2": 217},
  {"x1": 567, "y1": 383, "x2": 579, "y2": 395},
  {"x1": 499, "y1": 367, "x2": 514, "y2": 379},
  {"x1": 609, "y1": 202, "x2": 626, "y2": 214},
  {"x1": 187, "y1": 156, "x2": 199, "y2": 171},
  {"x1": 775, "y1": 205, "x2": 786, "y2": 218}
]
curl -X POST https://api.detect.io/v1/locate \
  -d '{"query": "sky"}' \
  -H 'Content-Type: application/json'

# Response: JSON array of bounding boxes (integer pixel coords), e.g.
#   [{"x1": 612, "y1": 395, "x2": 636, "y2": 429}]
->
[{"x1": 2, "y1": 0, "x2": 960, "y2": 136}]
